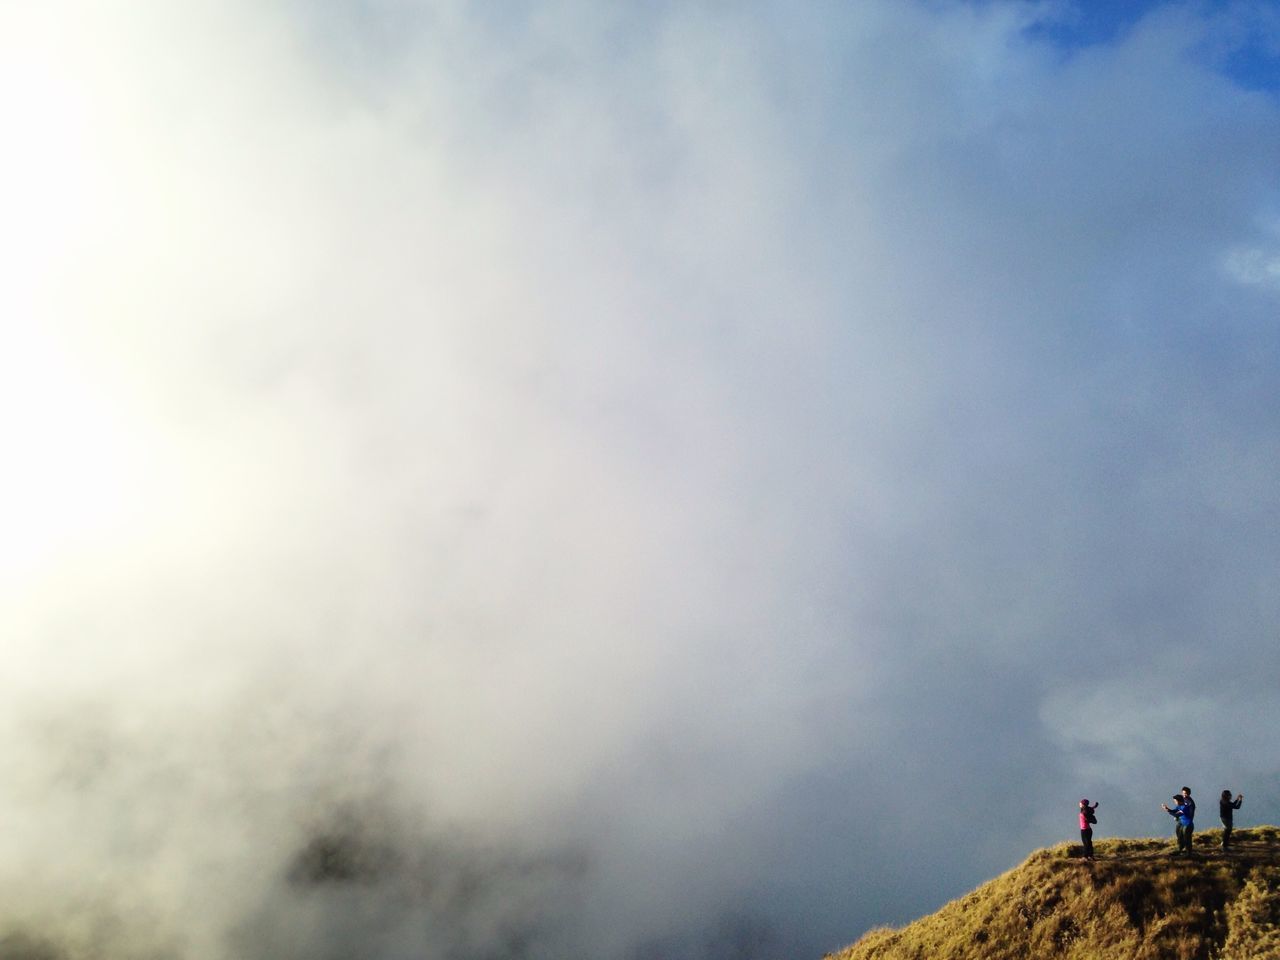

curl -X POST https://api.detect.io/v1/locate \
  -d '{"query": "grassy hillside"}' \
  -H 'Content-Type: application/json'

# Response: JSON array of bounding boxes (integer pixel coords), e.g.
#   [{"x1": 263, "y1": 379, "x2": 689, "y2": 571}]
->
[{"x1": 828, "y1": 826, "x2": 1280, "y2": 960}]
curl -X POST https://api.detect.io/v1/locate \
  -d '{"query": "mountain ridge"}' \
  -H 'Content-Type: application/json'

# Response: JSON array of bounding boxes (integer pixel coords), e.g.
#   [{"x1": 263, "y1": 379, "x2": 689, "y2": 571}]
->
[{"x1": 827, "y1": 826, "x2": 1280, "y2": 960}]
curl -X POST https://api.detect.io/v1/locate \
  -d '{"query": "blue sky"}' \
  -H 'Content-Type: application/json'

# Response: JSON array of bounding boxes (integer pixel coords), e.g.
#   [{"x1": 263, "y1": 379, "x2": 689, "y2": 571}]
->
[
  {"x1": 1029, "y1": 0, "x2": 1280, "y2": 88},
  {"x1": 2, "y1": 2, "x2": 1280, "y2": 960}
]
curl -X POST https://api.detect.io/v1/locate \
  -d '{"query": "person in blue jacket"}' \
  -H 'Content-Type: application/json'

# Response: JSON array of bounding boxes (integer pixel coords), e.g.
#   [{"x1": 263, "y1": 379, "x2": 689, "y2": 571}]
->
[{"x1": 1162, "y1": 787, "x2": 1196, "y2": 856}]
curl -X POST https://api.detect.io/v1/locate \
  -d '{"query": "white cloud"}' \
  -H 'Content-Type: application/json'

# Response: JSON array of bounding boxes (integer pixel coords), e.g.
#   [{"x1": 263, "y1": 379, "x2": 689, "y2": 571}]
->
[
  {"x1": 2, "y1": 1, "x2": 1279, "y2": 956},
  {"x1": 1224, "y1": 245, "x2": 1280, "y2": 289}
]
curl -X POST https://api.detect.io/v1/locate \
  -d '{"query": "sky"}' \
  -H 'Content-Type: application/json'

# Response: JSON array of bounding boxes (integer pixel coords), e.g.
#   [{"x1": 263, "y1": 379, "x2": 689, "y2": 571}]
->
[{"x1": 1, "y1": 1, "x2": 1279, "y2": 958}]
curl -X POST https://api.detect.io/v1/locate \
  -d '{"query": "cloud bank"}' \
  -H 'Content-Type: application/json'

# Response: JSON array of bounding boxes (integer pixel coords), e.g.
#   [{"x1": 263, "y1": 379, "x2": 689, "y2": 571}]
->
[{"x1": 2, "y1": 1, "x2": 1279, "y2": 957}]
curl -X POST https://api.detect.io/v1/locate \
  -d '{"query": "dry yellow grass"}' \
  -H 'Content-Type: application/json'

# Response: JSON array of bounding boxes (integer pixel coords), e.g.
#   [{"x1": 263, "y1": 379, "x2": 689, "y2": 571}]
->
[{"x1": 828, "y1": 827, "x2": 1280, "y2": 960}]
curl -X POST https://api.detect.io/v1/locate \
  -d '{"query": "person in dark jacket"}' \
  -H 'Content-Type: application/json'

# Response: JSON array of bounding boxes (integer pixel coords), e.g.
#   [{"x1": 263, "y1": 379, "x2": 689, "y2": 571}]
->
[
  {"x1": 1220, "y1": 790, "x2": 1243, "y2": 851},
  {"x1": 1162, "y1": 787, "x2": 1196, "y2": 856},
  {"x1": 1078, "y1": 798, "x2": 1099, "y2": 861}
]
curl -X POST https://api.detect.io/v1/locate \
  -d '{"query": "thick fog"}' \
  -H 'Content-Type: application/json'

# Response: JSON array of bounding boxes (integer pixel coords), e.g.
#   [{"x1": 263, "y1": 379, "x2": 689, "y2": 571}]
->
[{"x1": 2, "y1": 1, "x2": 1280, "y2": 957}]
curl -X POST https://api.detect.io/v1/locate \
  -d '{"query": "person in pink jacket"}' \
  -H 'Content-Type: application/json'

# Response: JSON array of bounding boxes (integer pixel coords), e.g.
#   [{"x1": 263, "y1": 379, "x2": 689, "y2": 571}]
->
[{"x1": 1079, "y1": 798, "x2": 1099, "y2": 861}]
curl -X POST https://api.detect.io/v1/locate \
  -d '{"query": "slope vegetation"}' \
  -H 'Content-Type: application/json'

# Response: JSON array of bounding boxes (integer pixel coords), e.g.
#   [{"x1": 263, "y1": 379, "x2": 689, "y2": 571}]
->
[{"x1": 829, "y1": 826, "x2": 1280, "y2": 960}]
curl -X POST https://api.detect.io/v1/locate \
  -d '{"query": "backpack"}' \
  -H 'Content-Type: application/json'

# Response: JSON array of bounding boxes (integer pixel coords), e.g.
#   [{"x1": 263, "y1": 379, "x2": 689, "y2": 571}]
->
[{"x1": 1084, "y1": 806, "x2": 1097, "y2": 825}]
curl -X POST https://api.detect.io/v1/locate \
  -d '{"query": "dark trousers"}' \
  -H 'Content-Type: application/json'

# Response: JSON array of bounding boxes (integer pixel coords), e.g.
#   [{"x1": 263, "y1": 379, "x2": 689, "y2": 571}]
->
[
  {"x1": 1176, "y1": 823, "x2": 1194, "y2": 854},
  {"x1": 1080, "y1": 828, "x2": 1094, "y2": 859},
  {"x1": 1221, "y1": 819, "x2": 1233, "y2": 849}
]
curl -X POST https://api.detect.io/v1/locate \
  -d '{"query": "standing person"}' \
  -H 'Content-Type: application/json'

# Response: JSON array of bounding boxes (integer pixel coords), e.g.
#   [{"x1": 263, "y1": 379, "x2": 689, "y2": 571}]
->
[
  {"x1": 1162, "y1": 787, "x2": 1196, "y2": 856},
  {"x1": 1220, "y1": 789, "x2": 1243, "y2": 851},
  {"x1": 1180, "y1": 786, "x2": 1196, "y2": 822},
  {"x1": 1078, "y1": 799, "x2": 1099, "y2": 861},
  {"x1": 1181, "y1": 786, "x2": 1197, "y2": 853}
]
